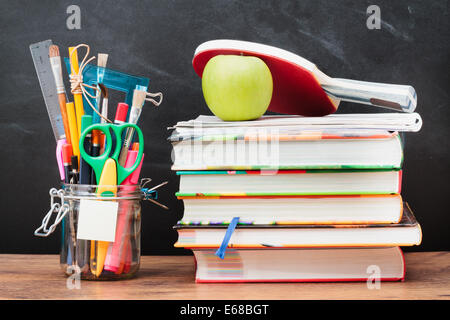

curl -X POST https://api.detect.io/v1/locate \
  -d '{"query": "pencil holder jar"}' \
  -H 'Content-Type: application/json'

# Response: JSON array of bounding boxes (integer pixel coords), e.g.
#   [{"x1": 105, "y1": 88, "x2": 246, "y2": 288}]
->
[{"x1": 34, "y1": 182, "x2": 160, "y2": 280}]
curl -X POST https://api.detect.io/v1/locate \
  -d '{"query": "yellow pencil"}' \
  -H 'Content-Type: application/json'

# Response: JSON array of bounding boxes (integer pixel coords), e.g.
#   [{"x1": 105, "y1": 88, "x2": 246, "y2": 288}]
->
[
  {"x1": 65, "y1": 102, "x2": 80, "y2": 161},
  {"x1": 69, "y1": 47, "x2": 84, "y2": 138}
]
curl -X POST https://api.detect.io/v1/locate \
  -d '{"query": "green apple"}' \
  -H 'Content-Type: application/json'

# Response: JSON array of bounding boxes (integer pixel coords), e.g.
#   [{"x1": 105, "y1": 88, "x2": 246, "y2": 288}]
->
[{"x1": 202, "y1": 55, "x2": 273, "y2": 121}]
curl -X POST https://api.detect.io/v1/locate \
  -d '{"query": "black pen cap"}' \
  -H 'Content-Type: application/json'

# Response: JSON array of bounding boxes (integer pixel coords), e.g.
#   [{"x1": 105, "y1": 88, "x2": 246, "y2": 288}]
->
[{"x1": 71, "y1": 155, "x2": 79, "y2": 171}]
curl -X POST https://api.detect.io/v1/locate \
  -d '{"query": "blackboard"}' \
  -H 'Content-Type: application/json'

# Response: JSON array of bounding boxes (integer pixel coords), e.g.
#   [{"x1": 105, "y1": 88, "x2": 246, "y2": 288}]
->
[{"x1": 0, "y1": 0, "x2": 448, "y2": 255}]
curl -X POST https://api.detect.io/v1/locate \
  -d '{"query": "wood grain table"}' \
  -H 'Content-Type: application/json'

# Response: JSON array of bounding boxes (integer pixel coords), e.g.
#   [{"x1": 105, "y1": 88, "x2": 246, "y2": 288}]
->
[{"x1": 0, "y1": 252, "x2": 449, "y2": 300}]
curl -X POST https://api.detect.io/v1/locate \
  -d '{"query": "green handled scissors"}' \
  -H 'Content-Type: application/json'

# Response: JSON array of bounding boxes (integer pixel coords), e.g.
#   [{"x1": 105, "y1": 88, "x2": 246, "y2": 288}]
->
[{"x1": 79, "y1": 123, "x2": 144, "y2": 185}]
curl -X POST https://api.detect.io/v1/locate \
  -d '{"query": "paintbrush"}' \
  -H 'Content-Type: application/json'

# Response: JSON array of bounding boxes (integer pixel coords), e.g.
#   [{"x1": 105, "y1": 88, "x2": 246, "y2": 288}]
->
[
  {"x1": 95, "y1": 53, "x2": 108, "y2": 153},
  {"x1": 98, "y1": 83, "x2": 109, "y2": 123},
  {"x1": 49, "y1": 45, "x2": 71, "y2": 145},
  {"x1": 96, "y1": 53, "x2": 109, "y2": 122},
  {"x1": 118, "y1": 89, "x2": 147, "y2": 166}
]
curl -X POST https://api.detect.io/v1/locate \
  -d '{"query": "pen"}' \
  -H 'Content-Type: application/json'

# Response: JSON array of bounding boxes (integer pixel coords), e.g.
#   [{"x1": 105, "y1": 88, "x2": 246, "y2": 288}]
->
[
  {"x1": 62, "y1": 143, "x2": 76, "y2": 267},
  {"x1": 71, "y1": 155, "x2": 79, "y2": 184},
  {"x1": 77, "y1": 116, "x2": 92, "y2": 271},
  {"x1": 90, "y1": 132, "x2": 100, "y2": 185}
]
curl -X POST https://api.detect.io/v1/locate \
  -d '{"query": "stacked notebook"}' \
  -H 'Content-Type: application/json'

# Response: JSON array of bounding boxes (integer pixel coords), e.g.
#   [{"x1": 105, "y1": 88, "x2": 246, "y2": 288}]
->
[{"x1": 169, "y1": 113, "x2": 423, "y2": 282}]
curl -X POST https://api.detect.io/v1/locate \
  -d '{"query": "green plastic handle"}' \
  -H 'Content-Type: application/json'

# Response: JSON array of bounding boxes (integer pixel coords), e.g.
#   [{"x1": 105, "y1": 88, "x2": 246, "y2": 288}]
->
[{"x1": 79, "y1": 123, "x2": 144, "y2": 185}]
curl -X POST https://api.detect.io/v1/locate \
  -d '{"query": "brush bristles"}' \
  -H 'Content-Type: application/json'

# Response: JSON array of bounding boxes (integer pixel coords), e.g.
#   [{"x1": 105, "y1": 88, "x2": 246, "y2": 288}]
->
[
  {"x1": 49, "y1": 45, "x2": 60, "y2": 57},
  {"x1": 97, "y1": 53, "x2": 108, "y2": 68},
  {"x1": 132, "y1": 89, "x2": 147, "y2": 108},
  {"x1": 98, "y1": 83, "x2": 108, "y2": 98}
]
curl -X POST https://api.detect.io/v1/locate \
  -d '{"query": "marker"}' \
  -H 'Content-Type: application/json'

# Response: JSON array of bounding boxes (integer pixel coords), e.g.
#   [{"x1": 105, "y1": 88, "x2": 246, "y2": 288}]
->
[
  {"x1": 115, "y1": 102, "x2": 129, "y2": 124},
  {"x1": 62, "y1": 144, "x2": 73, "y2": 184},
  {"x1": 104, "y1": 151, "x2": 144, "y2": 273}
]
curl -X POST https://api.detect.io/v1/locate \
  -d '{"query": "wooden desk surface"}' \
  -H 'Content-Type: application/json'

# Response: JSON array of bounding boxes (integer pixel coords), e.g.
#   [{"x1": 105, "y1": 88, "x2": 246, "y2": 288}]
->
[{"x1": 0, "y1": 252, "x2": 449, "y2": 300}]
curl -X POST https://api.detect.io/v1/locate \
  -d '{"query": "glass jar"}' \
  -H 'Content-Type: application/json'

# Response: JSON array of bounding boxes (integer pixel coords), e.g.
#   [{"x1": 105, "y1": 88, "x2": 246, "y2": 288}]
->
[
  {"x1": 35, "y1": 183, "x2": 142, "y2": 280},
  {"x1": 61, "y1": 183, "x2": 142, "y2": 280},
  {"x1": 35, "y1": 179, "x2": 165, "y2": 280}
]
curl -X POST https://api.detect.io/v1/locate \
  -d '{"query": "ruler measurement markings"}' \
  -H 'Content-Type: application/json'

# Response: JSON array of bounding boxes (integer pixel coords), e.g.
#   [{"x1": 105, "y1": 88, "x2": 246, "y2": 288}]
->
[{"x1": 30, "y1": 40, "x2": 65, "y2": 141}]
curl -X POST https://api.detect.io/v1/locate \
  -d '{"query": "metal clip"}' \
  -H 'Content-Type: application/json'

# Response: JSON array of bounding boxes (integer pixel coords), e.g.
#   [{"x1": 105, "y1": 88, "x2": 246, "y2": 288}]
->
[
  {"x1": 142, "y1": 188, "x2": 158, "y2": 200},
  {"x1": 34, "y1": 188, "x2": 69, "y2": 237},
  {"x1": 140, "y1": 179, "x2": 169, "y2": 210}
]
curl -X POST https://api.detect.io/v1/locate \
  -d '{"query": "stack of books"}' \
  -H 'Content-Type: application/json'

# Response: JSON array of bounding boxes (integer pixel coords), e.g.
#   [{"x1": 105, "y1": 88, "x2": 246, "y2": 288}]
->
[{"x1": 169, "y1": 113, "x2": 422, "y2": 283}]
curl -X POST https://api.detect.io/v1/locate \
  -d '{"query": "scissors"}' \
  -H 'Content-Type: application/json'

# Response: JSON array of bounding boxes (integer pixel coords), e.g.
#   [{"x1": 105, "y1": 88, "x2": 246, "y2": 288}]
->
[
  {"x1": 79, "y1": 122, "x2": 144, "y2": 277},
  {"x1": 79, "y1": 122, "x2": 144, "y2": 187}
]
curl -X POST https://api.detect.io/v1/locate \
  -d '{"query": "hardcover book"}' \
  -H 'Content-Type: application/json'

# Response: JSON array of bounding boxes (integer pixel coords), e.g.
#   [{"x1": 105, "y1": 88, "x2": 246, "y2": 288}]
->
[
  {"x1": 178, "y1": 194, "x2": 403, "y2": 225},
  {"x1": 171, "y1": 130, "x2": 404, "y2": 170},
  {"x1": 174, "y1": 203, "x2": 421, "y2": 248},
  {"x1": 176, "y1": 169, "x2": 402, "y2": 196},
  {"x1": 192, "y1": 247, "x2": 405, "y2": 283}
]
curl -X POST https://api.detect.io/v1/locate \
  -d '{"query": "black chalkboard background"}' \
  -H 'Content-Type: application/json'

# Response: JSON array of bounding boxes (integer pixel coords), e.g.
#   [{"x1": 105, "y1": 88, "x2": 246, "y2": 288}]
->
[{"x1": 0, "y1": 0, "x2": 448, "y2": 255}]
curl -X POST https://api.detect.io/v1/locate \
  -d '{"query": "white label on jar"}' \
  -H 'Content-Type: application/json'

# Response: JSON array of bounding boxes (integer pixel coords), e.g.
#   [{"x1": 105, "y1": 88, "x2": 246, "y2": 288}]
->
[{"x1": 77, "y1": 199, "x2": 119, "y2": 242}]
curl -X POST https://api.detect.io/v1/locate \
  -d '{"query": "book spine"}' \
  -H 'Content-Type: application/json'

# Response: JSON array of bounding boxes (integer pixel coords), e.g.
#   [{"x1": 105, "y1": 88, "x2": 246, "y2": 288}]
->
[
  {"x1": 398, "y1": 247, "x2": 406, "y2": 281},
  {"x1": 195, "y1": 277, "x2": 404, "y2": 283},
  {"x1": 398, "y1": 133, "x2": 405, "y2": 169}
]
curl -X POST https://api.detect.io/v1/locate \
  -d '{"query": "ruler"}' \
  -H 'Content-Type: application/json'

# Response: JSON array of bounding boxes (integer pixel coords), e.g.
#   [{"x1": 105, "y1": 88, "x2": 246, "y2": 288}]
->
[{"x1": 30, "y1": 40, "x2": 65, "y2": 141}]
